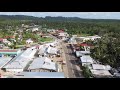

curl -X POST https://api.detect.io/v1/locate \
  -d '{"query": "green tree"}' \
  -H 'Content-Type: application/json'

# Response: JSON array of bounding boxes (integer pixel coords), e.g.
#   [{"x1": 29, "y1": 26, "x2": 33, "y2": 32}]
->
[{"x1": 90, "y1": 32, "x2": 120, "y2": 68}]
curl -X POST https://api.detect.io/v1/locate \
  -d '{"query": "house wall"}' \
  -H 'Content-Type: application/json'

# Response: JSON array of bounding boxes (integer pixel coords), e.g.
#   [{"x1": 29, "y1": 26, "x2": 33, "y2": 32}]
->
[
  {"x1": 6, "y1": 68, "x2": 23, "y2": 72},
  {"x1": 29, "y1": 68, "x2": 51, "y2": 72}
]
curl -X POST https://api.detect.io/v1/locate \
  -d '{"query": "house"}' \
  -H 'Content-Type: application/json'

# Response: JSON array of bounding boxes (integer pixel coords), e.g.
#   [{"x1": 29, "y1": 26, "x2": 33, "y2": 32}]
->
[
  {"x1": 76, "y1": 51, "x2": 90, "y2": 58},
  {"x1": 38, "y1": 45, "x2": 48, "y2": 57},
  {"x1": 13, "y1": 72, "x2": 65, "y2": 78},
  {"x1": 26, "y1": 39, "x2": 33, "y2": 44},
  {"x1": 90, "y1": 69, "x2": 112, "y2": 78},
  {"x1": 2, "y1": 39, "x2": 12, "y2": 45},
  {"x1": 0, "y1": 57, "x2": 12, "y2": 68},
  {"x1": 89, "y1": 64, "x2": 112, "y2": 70},
  {"x1": 3, "y1": 47, "x2": 37, "y2": 72},
  {"x1": 28, "y1": 57, "x2": 58, "y2": 72},
  {"x1": 46, "y1": 46, "x2": 58, "y2": 55},
  {"x1": 32, "y1": 28, "x2": 39, "y2": 32},
  {"x1": 88, "y1": 64, "x2": 112, "y2": 78},
  {"x1": 58, "y1": 32, "x2": 69, "y2": 40},
  {"x1": 80, "y1": 55, "x2": 94, "y2": 66},
  {"x1": 0, "y1": 49, "x2": 21, "y2": 57}
]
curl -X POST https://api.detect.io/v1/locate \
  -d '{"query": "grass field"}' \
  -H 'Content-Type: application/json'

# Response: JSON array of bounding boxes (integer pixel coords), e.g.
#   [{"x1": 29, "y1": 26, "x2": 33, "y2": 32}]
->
[{"x1": 39, "y1": 37, "x2": 53, "y2": 42}]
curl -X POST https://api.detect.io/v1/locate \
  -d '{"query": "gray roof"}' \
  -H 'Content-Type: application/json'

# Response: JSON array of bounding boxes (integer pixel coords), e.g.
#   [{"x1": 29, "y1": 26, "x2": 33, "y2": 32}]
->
[
  {"x1": 38, "y1": 45, "x2": 48, "y2": 55},
  {"x1": 4, "y1": 47, "x2": 37, "y2": 69},
  {"x1": 47, "y1": 47, "x2": 58, "y2": 55},
  {"x1": 0, "y1": 57, "x2": 12, "y2": 68},
  {"x1": 28, "y1": 57, "x2": 57, "y2": 71},
  {"x1": 80, "y1": 55, "x2": 94, "y2": 63},
  {"x1": 14, "y1": 72, "x2": 65, "y2": 78}
]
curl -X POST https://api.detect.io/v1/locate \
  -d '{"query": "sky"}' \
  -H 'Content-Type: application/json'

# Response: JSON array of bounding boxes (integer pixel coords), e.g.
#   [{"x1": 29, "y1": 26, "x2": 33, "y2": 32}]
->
[{"x1": 0, "y1": 12, "x2": 120, "y2": 19}]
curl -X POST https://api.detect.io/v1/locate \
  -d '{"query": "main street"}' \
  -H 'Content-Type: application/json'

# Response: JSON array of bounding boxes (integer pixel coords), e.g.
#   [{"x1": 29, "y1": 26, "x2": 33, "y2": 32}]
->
[
  {"x1": 62, "y1": 42, "x2": 84, "y2": 78},
  {"x1": 50, "y1": 34, "x2": 84, "y2": 78}
]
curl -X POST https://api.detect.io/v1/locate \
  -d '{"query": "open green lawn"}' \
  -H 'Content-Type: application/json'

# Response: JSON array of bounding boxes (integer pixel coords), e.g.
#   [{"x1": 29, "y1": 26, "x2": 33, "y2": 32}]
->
[{"x1": 38, "y1": 37, "x2": 53, "y2": 42}]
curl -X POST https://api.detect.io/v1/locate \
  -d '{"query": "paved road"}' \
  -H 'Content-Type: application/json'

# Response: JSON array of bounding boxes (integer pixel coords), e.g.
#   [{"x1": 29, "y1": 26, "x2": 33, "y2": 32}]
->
[
  {"x1": 49, "y1": 34, "x2": 84, "y2": 78},
  {"x1": 62, "y1": 42, "x2": 84, "y2": 78}
]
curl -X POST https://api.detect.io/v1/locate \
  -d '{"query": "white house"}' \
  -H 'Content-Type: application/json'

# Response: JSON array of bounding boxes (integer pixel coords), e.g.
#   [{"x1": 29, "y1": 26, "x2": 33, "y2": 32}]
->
[
  {"x1": 58, "y1": 32, "x2": 69, "y2": 40},
  {"x1": 32, "y1": 28, "x2": 39, "y2": 32},
  {"x1": 80, "y1": 55, "x2": 94, "y2": 66},
  {"x1": 26, "y1": 39, "x2": 33, "y2": 44},
  {"x1": 76, "y1": 51, "x2": 90, "y2": 58},
  {"x1": 90, "y1": 69, "x2": 112, "y2": 78},
  {"x1": 46, "y1": 46, "x2": 58, "y2": 55}
]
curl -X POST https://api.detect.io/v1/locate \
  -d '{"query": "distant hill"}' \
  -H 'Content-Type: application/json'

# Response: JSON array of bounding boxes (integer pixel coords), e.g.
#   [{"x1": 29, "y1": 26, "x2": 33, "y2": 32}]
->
[{"x1": 0, "y1": 15, "x2": 120, "y2": 22}]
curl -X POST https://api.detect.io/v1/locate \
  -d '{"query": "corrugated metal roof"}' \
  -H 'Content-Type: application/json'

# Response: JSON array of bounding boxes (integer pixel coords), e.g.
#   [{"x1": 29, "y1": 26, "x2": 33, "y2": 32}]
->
[
  {"x1": 28, "y1": 57, "x2": 57, "y2": 71},
  {"x1": 4, "y1": 47, "x2": 37, "y2": 69},
  {"x1": 0, "y1": 57, "x2": 12, "y2": 68},
  {"x1": 80, "y1": 55, "x2": 93, "y2": 63},
  {"x1": 47, "y1": 47, "x2": 57, "y2": 55},
  {"x1": 92, "y1": 64, "x2": 105, "y2": 70},
  {"x1": 14, "y1": 72, "x2": 65, "y2": 78}
]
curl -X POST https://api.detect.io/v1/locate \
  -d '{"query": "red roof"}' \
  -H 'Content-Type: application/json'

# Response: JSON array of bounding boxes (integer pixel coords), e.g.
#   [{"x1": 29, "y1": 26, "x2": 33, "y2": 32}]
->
[
  {"x1": 0, "y1": 38, "x2": 3, "y2": 41},
  {"x1": 4, "y1": 36, "x2": 15, "y2": 39},
  {"x1": 56, "y1": 30, "x2": 65, "y2": 33},
  {"x1": 80, "y1": 43, "x2": 88, "y2": 46},
  {"x1": 0, "y1": 49, "x2": 18, "y2": 52}
]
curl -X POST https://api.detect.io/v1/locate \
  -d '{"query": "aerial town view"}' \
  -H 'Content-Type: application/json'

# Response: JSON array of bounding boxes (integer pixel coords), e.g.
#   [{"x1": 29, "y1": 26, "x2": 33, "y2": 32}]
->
[{"x1": 0, "y1": 12, "x2": 120, "y2": 78}]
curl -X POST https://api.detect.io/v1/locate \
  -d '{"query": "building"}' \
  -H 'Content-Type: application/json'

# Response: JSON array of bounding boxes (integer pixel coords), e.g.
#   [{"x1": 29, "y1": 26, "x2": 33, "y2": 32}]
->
[
  {"x1": 28, "y1": 57, "x2": 58, "y2": 72},
  {"x1": 32, "y1": 28, "x2": 39, "y2": 32},
  {"x1": 80, "y1": 55, "x2": 94, "y2": 66},
  {"x1": 0, "y1": 49, "x2": 21, "y2": 57},
  {"x1": 46, "y1": 46, "x2": 58, "y2": 55},
  {"x1": 76, "y1": 51, "x2": 90, "y2": 58},
  {"x1": 58, "y1": 32, "x2": 69, "y2": 40},
  {"x1": 88, "y1": 64, "x2": 112, "y2": 78},
  {"x1": 26, "y1": 39, "x2": 33, "y2": 44},
  {"x1": 3, "y1": 47, "x2": 37, "y2": 72},
  {"x1": 0, "y1": 57, "x2": 12, "y2": 68},
  {"x1": 38, "y1": 45, "x2": 48, "y2": 57},
  {"x1": 13, "y1": 72, "x2": 65, "y2": 78},
  {"x1": 90, "y1": 69, "x2": 112, "y2": 78},
  {"x1": 89, "y1": 64, "x2": 112, "y2": 71}
]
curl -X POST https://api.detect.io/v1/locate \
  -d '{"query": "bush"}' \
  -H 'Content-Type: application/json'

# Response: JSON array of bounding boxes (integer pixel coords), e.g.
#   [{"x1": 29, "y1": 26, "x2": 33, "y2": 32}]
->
[{"x1": 82, "y1": 65, "x2": 93, "y2": 78}]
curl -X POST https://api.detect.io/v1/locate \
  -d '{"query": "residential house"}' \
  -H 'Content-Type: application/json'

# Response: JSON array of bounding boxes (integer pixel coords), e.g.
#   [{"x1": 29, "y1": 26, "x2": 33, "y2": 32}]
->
[
  {"x1": 32, "y1": 28, "x2": 39, "y2": 32},
  {"x1": 76, "y1": 51, "x2": 90, "y2": 58},
  {"x1": 88, "y1": 64, "x2": 112, "y2": 78},
  {"x1": 80, "y1": 55, "x2": 94, "y2": 66},
  {"x1": 26, "y1": 39, "x2": 33, "y2": 44}
]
